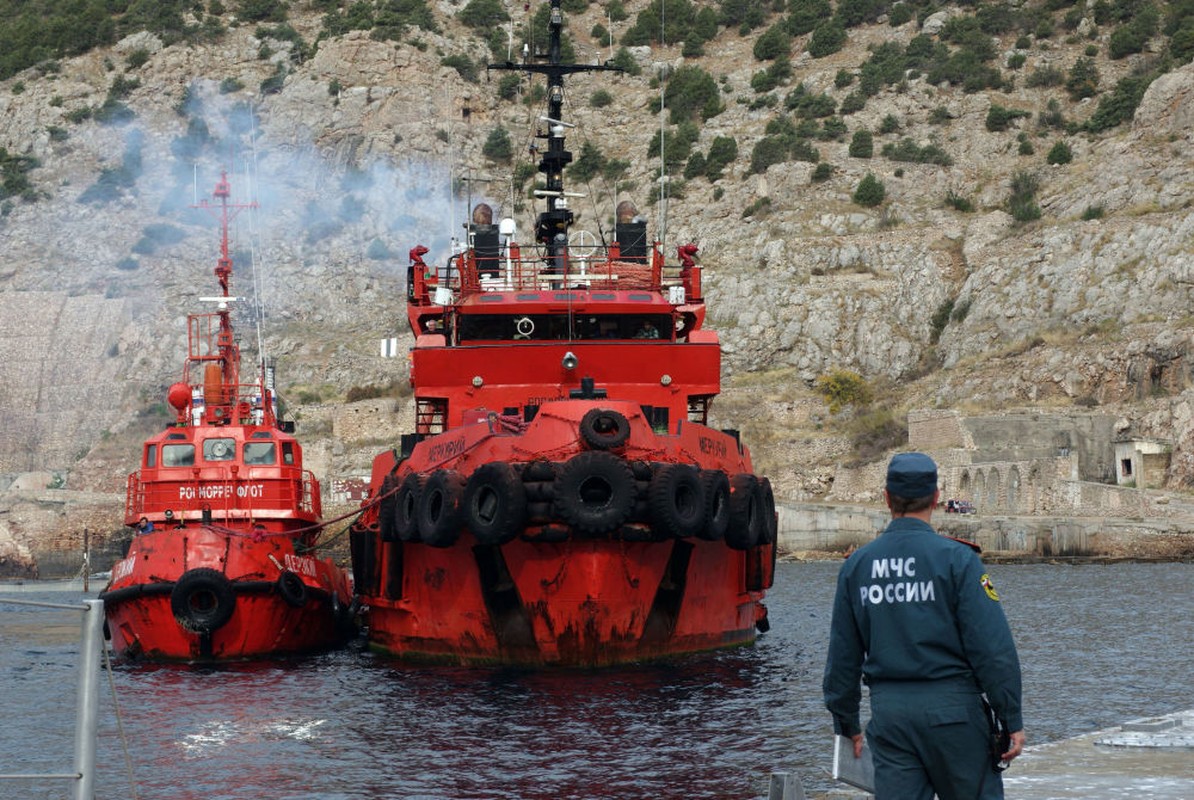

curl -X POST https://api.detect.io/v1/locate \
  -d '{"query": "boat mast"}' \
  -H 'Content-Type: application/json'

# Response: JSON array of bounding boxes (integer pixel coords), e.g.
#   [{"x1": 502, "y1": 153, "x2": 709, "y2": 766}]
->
[
  {"x1": 489, "y1": 0, "x2": 620, "y2": 266},
  {"x1": 193, "y1": 171, "x2": 259, "y2": 417}
]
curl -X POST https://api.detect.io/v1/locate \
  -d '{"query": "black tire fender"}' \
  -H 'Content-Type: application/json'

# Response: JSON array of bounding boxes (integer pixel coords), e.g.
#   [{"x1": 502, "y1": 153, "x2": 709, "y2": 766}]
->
[
  {"x1": 552, "y1": 451, "x2": 635, "y2": 535},
  {"x1": 378, "y1": 473, "x2": 399, "y2": 543},
  {"x1": 170, "y1": 568, "x2": 236, "y2": 634},
  {"x1": 698, "y1": 470, "x2": 731, "y2": 542},
  {"x1": 419, "y1": 469, "x2": 466, "y2": 548},
  {"x1": 759, "y1": 477, "x2": 778, "y2": 545},
  {"x1": 276, "y1": 570, "x2": 308, "y2": 608},
  {"x1": 726, "y1": 473, "x2": 764, "y2": 551},
  {"x1": 394, "y1": 472, "x2": 425, "y2": 542},
  {"x1": 647, "y1": 463, "x2": 706, "y2": 538},
  {"x1": 578, "y1": 408, "x2": 631, "y2": 450},
  {"x1": 463, "y1": 462, "x2": 527, "y2": 546}
]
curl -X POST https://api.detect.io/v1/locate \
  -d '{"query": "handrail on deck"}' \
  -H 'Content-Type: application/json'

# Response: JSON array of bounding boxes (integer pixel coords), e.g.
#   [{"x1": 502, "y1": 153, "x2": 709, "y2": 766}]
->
[{"x1": 0, "y1": 597, "x2": 104, "y2": 800}]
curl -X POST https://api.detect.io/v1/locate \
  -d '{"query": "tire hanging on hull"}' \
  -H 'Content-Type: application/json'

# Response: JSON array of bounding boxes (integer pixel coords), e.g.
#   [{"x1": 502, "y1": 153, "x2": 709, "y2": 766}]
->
[
  {"x1": 726, "y1": 473, "x2": 765, "y2": 551},
  {"x1": 552, "y1": 451, "x2": 635, "y2": 535},
  {"x1": 419, "y1": 469, "x2": 466, "y2": 548},
  {"x1": 463, "y1": 462, "x2": 527, "y2": 546},
  {"x1": 171, "y1": 568, "x2": 236, "y2": 634},
  {"x1": 647, "y1": 463, "x2": 705, "y2": 539}
]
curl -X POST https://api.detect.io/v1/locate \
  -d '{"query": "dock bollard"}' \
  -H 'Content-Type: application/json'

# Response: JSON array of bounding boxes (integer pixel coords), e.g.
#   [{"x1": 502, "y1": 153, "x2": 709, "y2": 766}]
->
[{"x1": 768, "y1": 771, "x2": 807, "y2": 800}]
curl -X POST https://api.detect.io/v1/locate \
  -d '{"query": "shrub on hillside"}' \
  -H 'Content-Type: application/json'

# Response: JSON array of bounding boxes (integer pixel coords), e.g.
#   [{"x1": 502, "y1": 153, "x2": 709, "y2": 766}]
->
[
  {"x1": 482, "y1": 126, "x2": 513, "y2": 162},
  {"x1": 852, "y1": 173, "x2": 885, "y2": 207},
  {"x1": 1008, "y1": 170, "x2": 1042, "y2": 223},
  {"x1": 1046, "y1": 140, "x2": 1073, "y2": 165},
  {"x1": 807, "y1": 20, "x2": 847, "y2": 58},
  {"x1": 815, "y1": 368, "x2": 873, "y2": 413},
  {"x1": 849, "y1": 129, "x2": 874, "y2": 158},
  {"x1": 662, "y1": 65, "x2": 722, "y2": 124}
]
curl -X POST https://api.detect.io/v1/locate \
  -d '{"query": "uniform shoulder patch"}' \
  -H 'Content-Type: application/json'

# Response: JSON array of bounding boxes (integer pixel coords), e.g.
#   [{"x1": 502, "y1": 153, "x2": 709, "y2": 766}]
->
[
  {"x1": 980, "y1": 573, "x2": 1001, "y2": 602},
  {"x1": 943, "y1": 534, "x2": 982, "y2": 553}
]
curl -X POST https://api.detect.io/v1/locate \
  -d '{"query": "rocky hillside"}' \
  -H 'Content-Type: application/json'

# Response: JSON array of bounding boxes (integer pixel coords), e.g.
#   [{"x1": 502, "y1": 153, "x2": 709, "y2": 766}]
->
[{"x1": 2, "y1": 0, "x2": 1194, "y2": 569}]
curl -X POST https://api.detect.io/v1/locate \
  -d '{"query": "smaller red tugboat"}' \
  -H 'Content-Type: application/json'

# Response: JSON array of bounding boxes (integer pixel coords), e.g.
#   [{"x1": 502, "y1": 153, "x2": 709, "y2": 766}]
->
[
  {"x1": 347, "y1": 0, "x2": 776, "y2": 667},
  {"x1": 101, "y1": 172, "x2": 355, "y2": 661}
]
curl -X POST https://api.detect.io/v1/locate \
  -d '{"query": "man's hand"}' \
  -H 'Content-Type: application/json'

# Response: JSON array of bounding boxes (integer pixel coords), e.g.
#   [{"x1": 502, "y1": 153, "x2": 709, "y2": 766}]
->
[
  {"x1": 1001, "y1": 730, "x2": 1026, "y2": 762},
  {"x1": 851, "y1": 732, "x2": 865, "y2": 758}
]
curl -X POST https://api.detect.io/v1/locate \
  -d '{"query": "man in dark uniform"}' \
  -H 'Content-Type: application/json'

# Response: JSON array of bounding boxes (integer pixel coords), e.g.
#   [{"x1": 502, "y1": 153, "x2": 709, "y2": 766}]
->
[{"x1": 823, "y1": 452, "x2": 1025, "y2": 799}]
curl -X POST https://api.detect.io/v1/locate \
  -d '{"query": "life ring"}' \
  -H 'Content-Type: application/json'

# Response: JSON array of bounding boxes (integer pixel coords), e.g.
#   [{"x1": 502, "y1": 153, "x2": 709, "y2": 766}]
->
[
  {"x1": 276, "y1": 570, "x2": 308, "y2": 608},
  {"x1": 579, "y1": 408, "x2": 631, "y2": 450},
  {"x1": 170, "y1": 568, "x2": 236, "y2": 634},
  {"x1": 552, "y1": 451, "x2": 635, "y2": 535},
  {"x1": 418, "y1": 469, "x2": 465, "y2": 547},
  {"x1": 698, "y1": 470, "x2": 731, "y2": 542},
  {"x1": 515, "y1": 316, "x2": 535, "y2": 338},
  {"x1": 726, "y1": 473, "x2": 764, "y2": 551},
  {"x1": 463, "y1": 462, "x2": 527, "y2": 546},
  {"x1": 394, "y1": 472, "x2": 425, "y2": 542},
  {"x1": 647, "y1": 463, "x2": 706, "y2": 538}
]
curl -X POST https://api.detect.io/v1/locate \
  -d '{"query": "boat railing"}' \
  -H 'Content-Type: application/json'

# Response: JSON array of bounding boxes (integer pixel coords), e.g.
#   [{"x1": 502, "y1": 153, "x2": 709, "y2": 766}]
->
[
  {"x1": 124, "y1": 467, "x2": 321, "y2": 522},
  {"x1": 411, "y1": 241, "x2": 702, "y2": 303},
  {"x1": 0, "y1": 597, "x2": 104, "y2": 800}
]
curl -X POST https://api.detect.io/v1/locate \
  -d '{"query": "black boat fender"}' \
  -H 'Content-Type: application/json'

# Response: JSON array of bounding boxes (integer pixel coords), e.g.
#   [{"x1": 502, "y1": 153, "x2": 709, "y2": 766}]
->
[
  {"x1": 276, "y1": 570, "x2": 308, "y2": 608},
  {"x1": 463, "y1": 462, "x2": 527, "y2": 546},
  {"x1": 419, "y1": 469, "x2": 466, "y2": 547},
  {"x1": 648, "y1": 463, "x2": 706, "y2": 539},
  {"x1": 553, "y1": 451, "x2": 635, "y2": 535},
  {"x1": 726, "y1": 474, "x2": 765, "y2": 551},
  {"x1": 758, "y1": 477, "x2": 778, "y2": 545},
  {"x1": 394, "y1": 472, "x2": 425, "y2": 542},
  {"x1": 171, "y1": 568, "x2": 236, "y2": 634},
  {"x1": 698, "y1": 470, "x2": 732, "y2": 542},
  {"x1": 578, "y1": 408, "x2": 631, "y2": 450}
]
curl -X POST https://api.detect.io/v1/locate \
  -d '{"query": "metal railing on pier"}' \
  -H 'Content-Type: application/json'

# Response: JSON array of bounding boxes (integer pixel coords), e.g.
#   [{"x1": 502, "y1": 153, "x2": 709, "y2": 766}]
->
[{"x1": 0, "y1": 597, "x2": 103, "y2": 800}]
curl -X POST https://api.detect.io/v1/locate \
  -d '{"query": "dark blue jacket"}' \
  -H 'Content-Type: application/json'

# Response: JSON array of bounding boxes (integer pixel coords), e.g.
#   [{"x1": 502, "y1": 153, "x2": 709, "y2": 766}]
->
[{"x1": 823, "y1": 517, "x2": 1023, "y2": 737}]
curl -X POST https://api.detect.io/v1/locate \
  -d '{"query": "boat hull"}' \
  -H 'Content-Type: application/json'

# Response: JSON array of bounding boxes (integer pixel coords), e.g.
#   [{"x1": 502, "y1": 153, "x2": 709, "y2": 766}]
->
[
  {"x1": 361, "y1": 536, "x2": 770, "y2": 666},
  {"x1": 351, "y1": 400, "x2": 775, "y2": 667},
  {"x1": 102, "y1": 527, "x2": 354, "y2": 661}
]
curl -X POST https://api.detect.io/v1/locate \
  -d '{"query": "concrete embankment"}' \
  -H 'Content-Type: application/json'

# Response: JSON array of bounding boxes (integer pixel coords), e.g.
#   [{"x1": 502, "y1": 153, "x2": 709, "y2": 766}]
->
[{"x1": 777, "y1": 502, "x2": 1194, "y2": 560}]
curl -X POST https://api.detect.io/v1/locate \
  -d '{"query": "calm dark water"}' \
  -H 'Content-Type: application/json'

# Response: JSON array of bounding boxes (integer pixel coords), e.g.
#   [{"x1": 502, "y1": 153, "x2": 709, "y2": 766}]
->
[{"x1": 2, "y1": 561, "x2": 1192, "y2": 800}]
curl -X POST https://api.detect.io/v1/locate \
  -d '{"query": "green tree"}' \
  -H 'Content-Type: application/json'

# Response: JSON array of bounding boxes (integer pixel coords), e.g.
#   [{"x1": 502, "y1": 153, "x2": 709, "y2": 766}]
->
[
  {"x1": 753, "y1": 24, "x2": 791, "y2": 60},
  {"x1": 807, "y1": 19, "x2": 847, "y2": 58},
  {"x1": 1065, "y1": 57, "x2": 1100, "y2": 100},
  {"x1": 1046, "y1": 140, "x2": 1073, "y2": 165},
  {"x1": 662, "y1": 65, "x2": 722, "y2": 124},
  {"x1": 705, "y1": 135, "x2": 738, "y2": 181},
  {"x1": 852, "y1": 172, "x2": 885, "y2": 207},
  {"x1": 482, "y1": 126, "x2": 513, "y2": 162},
  {"x1": 459, "y1": 0, "x2": 509, "y2": 29},
  {"x1": 849, "y1": 129, "x2": 873, "y2": 158}
]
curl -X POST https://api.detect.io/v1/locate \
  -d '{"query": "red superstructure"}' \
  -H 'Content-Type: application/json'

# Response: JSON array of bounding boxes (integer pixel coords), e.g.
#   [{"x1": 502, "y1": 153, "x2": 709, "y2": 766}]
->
[
  {"x1": 101, "y1": 172, "x2": 355, "y2": 661},
  {"x1": 347, "y1": 0, "x2": 775, "y2": 667}
]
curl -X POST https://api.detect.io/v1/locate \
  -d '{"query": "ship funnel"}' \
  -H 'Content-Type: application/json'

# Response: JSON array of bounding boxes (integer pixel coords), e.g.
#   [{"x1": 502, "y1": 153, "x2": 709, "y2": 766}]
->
[{"x1": 562, "y1": 351, "x2": 578, "y2": 370}]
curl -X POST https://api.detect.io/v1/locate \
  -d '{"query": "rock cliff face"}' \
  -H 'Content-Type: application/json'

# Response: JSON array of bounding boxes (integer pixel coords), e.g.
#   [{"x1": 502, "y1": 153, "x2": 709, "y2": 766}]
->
[{"x1": 1, "y1": 3, "x2": 1193, "y2": 571}]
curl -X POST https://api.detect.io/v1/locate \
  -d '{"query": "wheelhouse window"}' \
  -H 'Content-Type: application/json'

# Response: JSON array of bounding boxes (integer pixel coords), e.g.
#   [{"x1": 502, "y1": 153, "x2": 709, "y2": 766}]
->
[
  {"x1": 457, "y1": 313, "x2": 672, "y2": 341},
  {"x1": 162, "y1": 444, "x2": 195, "y2": 467},
  {"x1": 145, "y1": 444, "x2": 157, "y2": 468},
  {"x1": 244, "y1": 442, "x2": 277, "y2": 465},
  {"x1": 204, "y1": 438, "x2": 236, "y2": 461},
  {"x1": 282, "y1": 442, "x2": 295, "y2": 465}
]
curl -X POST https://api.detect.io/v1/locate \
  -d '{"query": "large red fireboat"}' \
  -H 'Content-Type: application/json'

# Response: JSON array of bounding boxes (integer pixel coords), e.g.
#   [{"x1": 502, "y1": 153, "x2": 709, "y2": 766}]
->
[
  {"x1": 101, "y1": 172, "x2": 355, "y2": 661},
  {"x1": 347, "y1": 0, "x2": 775, "y2": 667}
]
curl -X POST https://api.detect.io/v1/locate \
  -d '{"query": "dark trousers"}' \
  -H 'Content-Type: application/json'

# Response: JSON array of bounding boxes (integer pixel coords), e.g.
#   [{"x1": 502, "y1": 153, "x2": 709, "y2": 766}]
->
[{"x1": 867, "y1": 681, "x2": 1003, "y2": 800}]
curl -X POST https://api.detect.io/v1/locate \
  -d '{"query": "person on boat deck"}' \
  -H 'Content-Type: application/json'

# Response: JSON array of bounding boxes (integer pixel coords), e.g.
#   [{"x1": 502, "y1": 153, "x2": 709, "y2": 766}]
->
[
  {"x1": 634, "y1": 320, "x2": 659, "y2": 339},
  {"x1": 136, "y1": 516, "x2": 153, "y2": 534},
  {"x1": 823, "y1": 452, "x2": 1025, "y2": 800}
]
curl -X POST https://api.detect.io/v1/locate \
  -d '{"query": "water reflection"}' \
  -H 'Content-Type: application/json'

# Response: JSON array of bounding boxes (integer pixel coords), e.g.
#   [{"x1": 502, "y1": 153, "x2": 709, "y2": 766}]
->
[{"x1": 3, "y1": 561, "x2": 1192, "y2": 799}]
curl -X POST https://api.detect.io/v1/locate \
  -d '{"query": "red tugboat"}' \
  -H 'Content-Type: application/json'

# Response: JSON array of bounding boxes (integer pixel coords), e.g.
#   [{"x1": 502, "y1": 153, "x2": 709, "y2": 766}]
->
[
  {"x1": 101, "y1": 172, "x2": 355, "y2": 661},
  {"x1": 348, "y1": 0, "x2": 776, "y2": 666}
]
